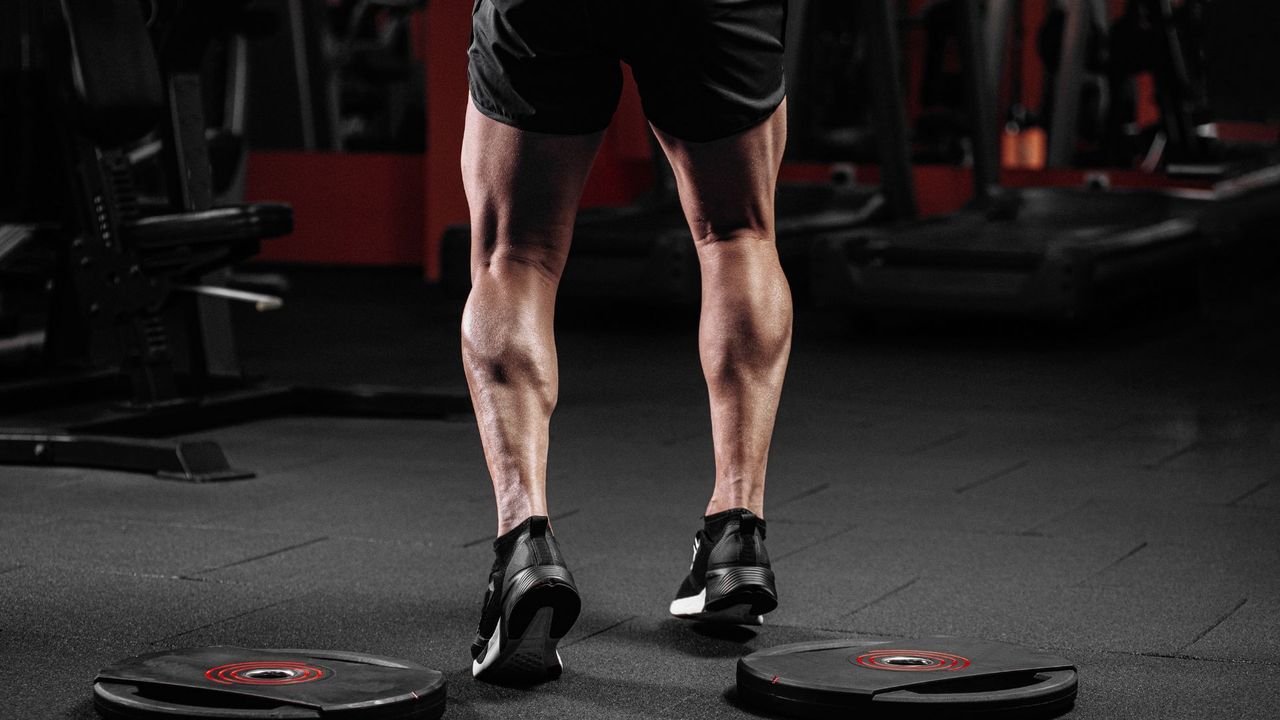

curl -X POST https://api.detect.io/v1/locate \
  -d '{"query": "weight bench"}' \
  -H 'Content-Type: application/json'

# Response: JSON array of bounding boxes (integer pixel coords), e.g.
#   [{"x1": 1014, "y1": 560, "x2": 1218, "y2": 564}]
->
[{"x1": 0, "y1": 0, "x2": 468, "y2": 482}]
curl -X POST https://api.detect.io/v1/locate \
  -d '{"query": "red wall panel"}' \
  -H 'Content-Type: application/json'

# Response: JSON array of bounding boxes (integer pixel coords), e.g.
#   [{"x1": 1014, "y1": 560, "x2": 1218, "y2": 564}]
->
[
  {"x1": 247, "y1": 0, "x2": 655, "y2": 272},
  {"x1": 247, "y1": 151, "x2": 425, "y2": 266}
]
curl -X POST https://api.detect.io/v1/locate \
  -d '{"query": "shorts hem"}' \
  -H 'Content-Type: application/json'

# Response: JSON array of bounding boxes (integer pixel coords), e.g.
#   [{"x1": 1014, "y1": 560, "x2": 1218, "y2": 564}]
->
[
  {"x1": 646, "y1": 92, "x2": 787, "y2": 144},
  {"x1": 469, "y1": 92, "x2": 614, "y2": 137}
]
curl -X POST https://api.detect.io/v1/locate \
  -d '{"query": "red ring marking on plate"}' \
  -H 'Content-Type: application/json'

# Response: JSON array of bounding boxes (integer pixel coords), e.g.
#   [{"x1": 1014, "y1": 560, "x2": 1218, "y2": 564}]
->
[
  {"x1": 205, "y1": 661, "x2": 330, "y2": 685},
  {"x1": 852, "y1": 649, "x2": 971, "y2": 672}
]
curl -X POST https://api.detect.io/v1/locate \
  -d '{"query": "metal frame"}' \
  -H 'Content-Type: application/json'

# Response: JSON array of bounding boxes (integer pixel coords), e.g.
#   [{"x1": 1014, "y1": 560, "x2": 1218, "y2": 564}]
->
[
  {"x1": 0, "y1": 383, "x2": 471, "y2": 481},
  {"x1": 808, "y1": 0, "x2": 1280, "y2": 320},
  {"x1": 0, "y1": 0, "x2": 471, "y2": 482}
]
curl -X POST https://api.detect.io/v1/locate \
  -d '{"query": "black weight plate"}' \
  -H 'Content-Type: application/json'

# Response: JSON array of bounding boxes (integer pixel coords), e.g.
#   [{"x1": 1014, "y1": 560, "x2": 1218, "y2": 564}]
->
[
  {"x1": 738, "y1": 636, "x2": 1077, "y2": 719},
  {"x1": 93, "y1": 647, "x2": 445, "y2": 720}
]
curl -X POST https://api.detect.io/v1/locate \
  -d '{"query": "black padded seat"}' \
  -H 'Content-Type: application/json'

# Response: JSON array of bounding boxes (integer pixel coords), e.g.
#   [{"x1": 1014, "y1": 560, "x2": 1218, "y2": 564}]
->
[{"x1": 62, "y1": 0, "x2": 164, "y2": 146}]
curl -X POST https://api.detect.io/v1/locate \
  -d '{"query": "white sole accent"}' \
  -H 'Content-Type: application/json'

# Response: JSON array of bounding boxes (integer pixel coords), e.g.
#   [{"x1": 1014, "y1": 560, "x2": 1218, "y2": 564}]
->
[
  {"x1": 472, "y1": 607, "x2": 563, "y2": 681},
  {"x1": 471, "y1": 623, "x2": 505, "y2": 677},
  {"x1": 668, "y1": 588, "x2": 707, "y2": 616},
  {"x1": 670, "y1": 589, "x2": 764, "y2": 626}
]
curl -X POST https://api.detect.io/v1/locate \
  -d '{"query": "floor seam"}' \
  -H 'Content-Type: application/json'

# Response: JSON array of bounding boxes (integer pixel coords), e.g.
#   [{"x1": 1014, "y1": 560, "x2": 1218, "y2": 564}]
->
[
  {"x1": 10, "y1": 562, "x2": 259, "y2": 587},
  {"x1": 1090, "y1": 541, "x2": 1149, "y2": 578},
  {"x1": 773, "y1": 525, "x2": 858, "y2": 562},
  {"x1": 561, "y1": 615, "x2": 639, "y2": 649},
  {"x1": 194, "y1": 536, "x2": 330, "y2": 575},
  {"x1": 910, "y1": 429, "x2": 969, "y2": 454},
  {"x1": 1178, "y1": 597, "x2": 1248, "y2": 653},
  {"x1": 1225, "y1": 478, "x2": 1273, "y2": 506},
  {"x1": 50, "y1": 515, "x2": 311, "y2": 538},
  {"x1": 152, "y1": 595, "x2": 311, "y2": 644},
  {"x1": 1019, "y1": 496, "x2": 1094, "y2": 536},
  {"x1": 955, "y1": 460, "x2": 1030, "y2": 494},
  {"x1": 1146, "y1": 441, "x2": 1202, "y2": 469},
  {"x1": 846, "y1": 577, "x2": 919, "y2": 616}
]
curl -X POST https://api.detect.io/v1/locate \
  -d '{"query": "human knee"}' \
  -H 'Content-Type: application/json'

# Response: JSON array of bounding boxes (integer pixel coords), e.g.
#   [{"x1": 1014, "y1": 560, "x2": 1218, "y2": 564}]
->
[
  {"x1": 491, "y1": 244, "x2": 568, "y2": 282},
  {"x1": 472, "y1": 231, "x2": 570, "y2": 284},
  {"x1": 692, "y1": 224, "x2": 776, "y2": 254}
]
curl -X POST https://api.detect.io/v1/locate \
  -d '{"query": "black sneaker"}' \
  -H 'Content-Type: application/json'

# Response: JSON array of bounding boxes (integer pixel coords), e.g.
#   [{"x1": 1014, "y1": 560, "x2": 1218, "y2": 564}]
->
[
  {"x1": 669, "y1": 508, "x2": 777, "y2": 625},
  {"x1": 471, "y1": 516, "x2": 581, "y2": 683}
]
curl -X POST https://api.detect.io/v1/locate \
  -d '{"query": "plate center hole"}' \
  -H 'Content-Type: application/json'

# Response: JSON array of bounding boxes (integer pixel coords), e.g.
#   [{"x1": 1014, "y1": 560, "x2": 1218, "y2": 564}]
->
[
  {"x1": 882, "y1": 656, "x2": 934, "y2": 666},
  {"x1": 244, "y1": 669, "x2": 298, "y2": 679}
]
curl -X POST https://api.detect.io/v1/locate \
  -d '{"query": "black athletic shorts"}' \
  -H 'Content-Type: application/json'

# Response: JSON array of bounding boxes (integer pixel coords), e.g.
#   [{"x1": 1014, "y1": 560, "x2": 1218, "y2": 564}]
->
[{"x1": 468, "y1": 0, "x2": 787, "y2": 142}]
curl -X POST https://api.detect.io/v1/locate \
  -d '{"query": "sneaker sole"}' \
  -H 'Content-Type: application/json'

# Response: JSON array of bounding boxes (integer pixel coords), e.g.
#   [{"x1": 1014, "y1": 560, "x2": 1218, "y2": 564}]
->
[
  {"x1": 670, "y1": 567, "x2": 777, "y2": 625},
  {"x1": 473, "y1": 575, "x2": 580, "y2": 683}
]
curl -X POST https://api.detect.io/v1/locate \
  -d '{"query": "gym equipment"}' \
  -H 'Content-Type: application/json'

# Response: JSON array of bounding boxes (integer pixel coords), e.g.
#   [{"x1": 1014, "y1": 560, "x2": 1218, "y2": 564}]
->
[
  {"x1": 244, "y1": 0, "x2": 427, "y2": 152},
  {"x1": 1064, "y1": 0, "x2": 1280, "y2": 174},
  {"x1": 94, "y1": 647, "x2": 446, "y2": 720},
  {"x1": 914, "y1": 0, "x2": 982, "y2": 166},
  {"x1": 737, "y1": 636, "x2": 1077, "y2": 719},
  {"x1": 1037, "y1": 0, "x2": 1111, "y2": 168},
  {"x1": 0, "y1": 0, "x2": 468, "y2": 482},
  {"x1": 439, "y1": 0, "x2": 909, "y2": 305},
  {"x1": 810, "y1": 0, "x2": 1280, "y2": 320},
  {"x1": 328, "y1": 0, "x2": 429, "y2": 152}
]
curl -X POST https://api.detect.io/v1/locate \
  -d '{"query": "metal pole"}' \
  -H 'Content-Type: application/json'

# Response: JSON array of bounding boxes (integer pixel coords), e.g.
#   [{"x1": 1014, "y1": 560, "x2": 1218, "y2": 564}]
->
[
  {"x1": 985, "y1": 0, "x2": 1014, "y2": 106},
  {"x1": 860, "y1": 0, "x2": 917, "y2": 220},
  {"x1": 1046, "y1": 0, "x2": 1092, "y2": 168},
  {"x1": 958, "y1": 0, "x2": 1000, "y2": 199}
]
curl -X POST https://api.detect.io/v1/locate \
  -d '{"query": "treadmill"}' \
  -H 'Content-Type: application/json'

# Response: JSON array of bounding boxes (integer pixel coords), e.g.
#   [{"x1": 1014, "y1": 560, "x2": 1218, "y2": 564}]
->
[
  {"x1": 810, "y1": 0, "x2": 1280, "y2": 321},
  {"x1": 440, "y1": 0, "x2": 911, "y2": 305}
]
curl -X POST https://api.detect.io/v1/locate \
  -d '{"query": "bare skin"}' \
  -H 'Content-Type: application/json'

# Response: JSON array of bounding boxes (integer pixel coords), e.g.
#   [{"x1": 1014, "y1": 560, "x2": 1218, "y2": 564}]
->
[{"x1": 461, "y1": 99, "x2": 792, "y2": 536}]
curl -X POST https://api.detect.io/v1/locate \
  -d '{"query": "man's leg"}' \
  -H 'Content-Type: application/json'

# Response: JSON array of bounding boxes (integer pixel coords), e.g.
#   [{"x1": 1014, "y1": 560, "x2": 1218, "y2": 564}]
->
[
  {"x1": 652, "y1": 102, "x2": 793, "y2": 519},
  {"x1": 661, "y1": 103, "x2": 790, "y2": 625},
  {"x1": 460, "y1": 99, "x2": 604, "y2": 536}
]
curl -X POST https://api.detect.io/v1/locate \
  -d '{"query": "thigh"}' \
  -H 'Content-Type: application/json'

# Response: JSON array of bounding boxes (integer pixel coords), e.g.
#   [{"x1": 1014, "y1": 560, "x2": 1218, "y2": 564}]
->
[
  {"x1": 469, "y1": 0, "x2": 623, "y2": 135},
  {"x1": 461, "y1": 100, "x2": 604, "y2": 277},
  {"x1": 651, "y1": 101, "x2": 788, "y2": 244},
  {"x1": 626, "y1": 0, "x2": 788, "y2": 143}
]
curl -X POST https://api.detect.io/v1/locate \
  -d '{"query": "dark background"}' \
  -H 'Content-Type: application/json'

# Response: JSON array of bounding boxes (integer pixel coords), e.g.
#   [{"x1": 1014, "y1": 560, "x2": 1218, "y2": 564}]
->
[{"x1": 2, "y1": 0, "x2": 1279, "y2": 718}]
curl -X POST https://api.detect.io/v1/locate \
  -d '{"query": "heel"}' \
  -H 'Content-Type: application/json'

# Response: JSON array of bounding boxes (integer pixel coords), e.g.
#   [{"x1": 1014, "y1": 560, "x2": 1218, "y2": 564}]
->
[
  {"x1": 505, "y1": 566, "x2": 581, "y2": 639},
  {"x1": 705, "y1": 566, "x2": 777, "y2": 615}
]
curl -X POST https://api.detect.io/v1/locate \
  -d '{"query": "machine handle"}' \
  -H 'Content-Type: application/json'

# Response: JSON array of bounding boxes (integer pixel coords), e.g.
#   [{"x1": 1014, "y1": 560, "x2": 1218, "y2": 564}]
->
[{"x1": 176, "y1": 284, "x2": 283, "y2": 311}]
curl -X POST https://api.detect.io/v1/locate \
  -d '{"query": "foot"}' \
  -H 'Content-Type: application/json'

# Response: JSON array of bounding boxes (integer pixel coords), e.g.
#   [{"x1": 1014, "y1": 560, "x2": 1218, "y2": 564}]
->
[
  {"x1": 669, "y1": 508, "x2": 777, "y2": 625},
  {"x1": 471, "y1": 516, "x2": 581, "y2": 683}
]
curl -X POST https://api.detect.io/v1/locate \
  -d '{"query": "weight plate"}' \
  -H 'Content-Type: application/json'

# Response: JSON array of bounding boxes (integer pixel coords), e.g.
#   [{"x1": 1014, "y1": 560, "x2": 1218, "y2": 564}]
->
[
  {"x1": 93, "y1": 647, "x2": 445, "y2": 720},
  {"x1": 737, "y1": 636, "x2": 1077, "y2": 718}
]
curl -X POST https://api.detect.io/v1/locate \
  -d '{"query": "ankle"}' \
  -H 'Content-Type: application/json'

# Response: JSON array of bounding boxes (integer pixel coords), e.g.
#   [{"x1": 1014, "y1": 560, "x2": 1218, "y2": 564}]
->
[
  {"x1": 705, "y1": 498, "x2": 764, "y2": 519},
  {"x1": 492, "y1": 485, "x2": 549, "y2": 534},
  {"x1": 496, "y1": 506, "x2": 548, "y2": 537}
]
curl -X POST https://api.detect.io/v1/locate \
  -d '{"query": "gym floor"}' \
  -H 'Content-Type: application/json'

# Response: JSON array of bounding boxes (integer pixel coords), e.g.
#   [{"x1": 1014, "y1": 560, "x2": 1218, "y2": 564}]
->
[{"x1": 3, "y1": 268, "x2": 1278, "y2": 719}]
